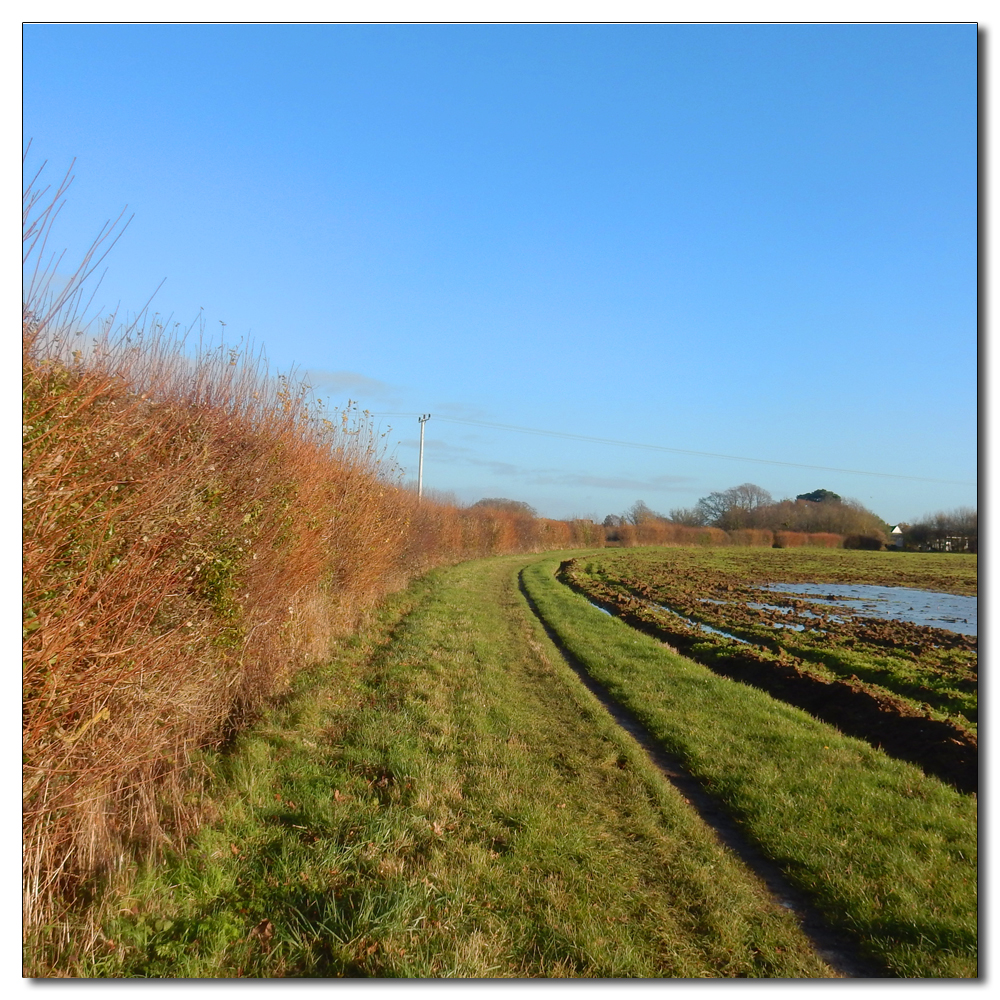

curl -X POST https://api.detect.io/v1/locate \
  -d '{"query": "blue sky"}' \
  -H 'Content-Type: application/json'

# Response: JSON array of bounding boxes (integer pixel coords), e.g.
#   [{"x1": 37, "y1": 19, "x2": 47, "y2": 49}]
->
[{"x1": 22, "y1": 22, "x2": 977, "y2": 523}]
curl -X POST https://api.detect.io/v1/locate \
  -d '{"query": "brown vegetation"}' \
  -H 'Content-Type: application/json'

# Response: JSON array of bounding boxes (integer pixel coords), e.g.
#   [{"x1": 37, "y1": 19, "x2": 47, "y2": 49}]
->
[
  {"x1": 23, "y1": 313, "x2": 617, "y2": 945},
  {"x1": 21, "y1": 166, "x2": 608, "y2": 946},
  {"x1": 727, "y1": 529, "x2": 774, "y2": 547},
  {"x1": 609, "y1": 521, "x2": 731, "y2": 548},
  {"x1": 772, "y1": 531, "x2": 846, "y2": 549}
]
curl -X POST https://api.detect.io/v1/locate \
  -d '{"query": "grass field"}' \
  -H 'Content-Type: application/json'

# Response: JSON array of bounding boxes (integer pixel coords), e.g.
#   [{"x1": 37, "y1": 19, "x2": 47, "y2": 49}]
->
[
  {"x1": 30, "y1": 549, "x2": 976, "y2": 979},
  {"x1": 50, "y1": 555, "x2": 834, "y2": 979}
]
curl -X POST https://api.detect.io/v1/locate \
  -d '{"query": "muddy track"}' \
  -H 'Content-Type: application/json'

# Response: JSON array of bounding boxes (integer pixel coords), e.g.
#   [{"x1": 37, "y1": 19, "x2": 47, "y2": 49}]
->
[
  {"x1": 518, "y1": 570, "x2": 890, "y2": 979},
  {"x1": 557, "y1": 562, "x2": 977, "y2": 796}
]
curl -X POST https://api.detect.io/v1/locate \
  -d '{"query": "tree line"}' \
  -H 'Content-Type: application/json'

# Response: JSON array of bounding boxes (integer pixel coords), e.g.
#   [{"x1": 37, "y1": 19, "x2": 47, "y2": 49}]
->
[
  {"x1": 604, "y1": 484, "x2": 890, "y2": 546},
  {"x1": 899, "y1": 508, "x2": 978, "y2": 553}
]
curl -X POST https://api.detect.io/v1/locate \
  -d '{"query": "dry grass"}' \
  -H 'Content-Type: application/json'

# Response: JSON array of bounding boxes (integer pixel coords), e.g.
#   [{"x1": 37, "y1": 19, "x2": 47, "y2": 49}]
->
[{"x1": 21, "y1": 167, "x2": 602, "y2": 955}]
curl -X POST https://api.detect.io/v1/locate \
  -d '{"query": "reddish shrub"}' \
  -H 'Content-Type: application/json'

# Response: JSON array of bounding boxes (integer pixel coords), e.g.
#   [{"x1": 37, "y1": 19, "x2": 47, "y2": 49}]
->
[
  {"x1": 773, "y1": 531, "x2": 808, "y2": 548},
  {"x1": 694, "y1": 527, "x2": 730, "y2": 546},
  {"x1": 21, "y1": 320, "x2": 607, "y2": 943},
  {"x1": 806, "y1": 532, "x2": 846, "y2": 548},
  {"x1": 616, "y1": 523, "x2": 639, "y2": 547},
  {"x1": 728, "y1": 529, "x2": 774, "y2": 547},
  {"x1": 22, "y1": 171, "x2": 618, "y2": 944}
]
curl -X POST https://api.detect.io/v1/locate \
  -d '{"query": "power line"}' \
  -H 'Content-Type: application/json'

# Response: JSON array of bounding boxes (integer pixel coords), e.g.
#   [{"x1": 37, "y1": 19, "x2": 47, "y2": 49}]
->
[{"x1": 367, "y1": 412, "x2": 975, "y2": 487}]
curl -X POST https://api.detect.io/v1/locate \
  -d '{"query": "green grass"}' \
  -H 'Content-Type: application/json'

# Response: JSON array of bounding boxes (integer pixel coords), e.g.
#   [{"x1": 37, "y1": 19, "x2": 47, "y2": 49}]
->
[
  {"x1": 61, "y1": 554, "x2": 835, "y2": 979},
  {"x1": 777, "y1": 639, "x2": 977, "y2": 728},
  {"x1": 622, "y1": 546, "x2": 978, "y2": 596},
  {"x1": 521, "y1": 559, "x2": 977, "y2": 979}
]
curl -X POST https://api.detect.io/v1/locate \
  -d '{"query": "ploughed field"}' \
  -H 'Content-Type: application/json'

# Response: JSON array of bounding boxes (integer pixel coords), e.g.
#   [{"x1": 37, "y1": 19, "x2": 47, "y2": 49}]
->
[{"x1": 560, "y1": 548, "x2": 977, "y2": 794}]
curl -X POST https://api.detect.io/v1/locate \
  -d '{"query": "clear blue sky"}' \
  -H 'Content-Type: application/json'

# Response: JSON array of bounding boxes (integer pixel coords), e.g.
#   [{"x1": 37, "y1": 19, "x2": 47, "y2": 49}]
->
[{"x1": 23, "y1": 23, "x2": 977, "y2": 523}]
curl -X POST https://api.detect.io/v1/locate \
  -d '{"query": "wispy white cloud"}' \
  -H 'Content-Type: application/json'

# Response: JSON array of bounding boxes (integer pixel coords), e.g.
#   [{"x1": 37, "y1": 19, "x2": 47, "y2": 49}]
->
[
  {"x1": 404, "y1": 441, "x2": 696, "y2": 493},
  {"x1": 302, "y1": 369, "x2": 402, "y2": 405},
  {"x1": 431, "y1": 401, "x2": 495, "y2": 421},
  {"x1": 395, "y1": 437, "x2": 474, "y2": 457},
  {"x1": 527, "y1": 472, "x2": 694, "y2": 492}
]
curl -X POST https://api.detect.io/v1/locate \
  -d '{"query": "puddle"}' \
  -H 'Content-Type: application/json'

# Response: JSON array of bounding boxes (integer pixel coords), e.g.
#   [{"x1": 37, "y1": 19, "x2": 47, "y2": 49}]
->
[
  {"x1": 656, "y1": 605, "x2": 751, "y2": 644},
  {"x1": 747, "y1": 602, "x2": 838, "y2": 631},
  {"x1": 588, "y1": 581, "x2": 976, "y2": 640},
  {"x1": 795, "y1": 609, "x2": 835, "y2": 621},
  {"x1": 756, "y1": 583, "x2": 977, "y2": 636},
  {"x1": 748, "y1": 602, "x2": 792, "y2": 614},
  {"x1": 587, "y1": 595, "x2": 750, "y2": 642}
]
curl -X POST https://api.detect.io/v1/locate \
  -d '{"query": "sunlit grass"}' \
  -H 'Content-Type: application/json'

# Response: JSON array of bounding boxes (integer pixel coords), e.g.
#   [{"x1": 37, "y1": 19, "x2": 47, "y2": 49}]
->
[
  {"x1": 62, "y1": 556, "x2": 834, "y2": 979},
  {"x1": 521, "y1": 559, "x2": 977, "y2": 979}
]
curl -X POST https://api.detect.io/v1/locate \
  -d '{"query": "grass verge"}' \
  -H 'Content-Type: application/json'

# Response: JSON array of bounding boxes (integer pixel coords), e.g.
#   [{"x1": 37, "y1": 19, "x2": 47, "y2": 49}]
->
[{"x1": 39, "y1": 554, "x2": 835, "y2": 978}]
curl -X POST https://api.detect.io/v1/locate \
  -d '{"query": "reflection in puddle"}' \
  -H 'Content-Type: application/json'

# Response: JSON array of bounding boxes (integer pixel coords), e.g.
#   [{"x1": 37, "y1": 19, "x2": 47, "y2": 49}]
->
[
  {"x1": 746, "y1": 602, "x2": 807, "y2": 631},
  {"x1": 755, "y1": 583, "x2": 977, "y2": 636},
  {"x1": 589, "y1": 595, "x2": 752, "y2": 644},
  {"x1": 748, "y1": 603, "x2": 828, "y2": 618},
  {"x1": 656, "y1": 605, "x2": 751, "y2": 644},
  {"x1": 747, "y1": 601, "x2": 840, "y2": 630}
]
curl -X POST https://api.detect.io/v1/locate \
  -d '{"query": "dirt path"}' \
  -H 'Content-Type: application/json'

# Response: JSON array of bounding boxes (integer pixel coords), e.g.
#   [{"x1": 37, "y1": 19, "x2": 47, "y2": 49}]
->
[{"x1": 517, "y1": 566, "x2": 889, "y2": 979}]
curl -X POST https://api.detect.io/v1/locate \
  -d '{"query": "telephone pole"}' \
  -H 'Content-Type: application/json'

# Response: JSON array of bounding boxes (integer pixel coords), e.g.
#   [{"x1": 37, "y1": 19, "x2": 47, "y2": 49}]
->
[{"x1": 417, "y1": 414, "x2": 431, "y2": 500}]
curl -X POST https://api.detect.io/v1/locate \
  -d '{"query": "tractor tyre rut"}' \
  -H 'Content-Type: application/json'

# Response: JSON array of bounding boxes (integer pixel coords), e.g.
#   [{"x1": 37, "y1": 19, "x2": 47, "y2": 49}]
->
[{"x1": 518, "y1": 567, "x2": 891, "y2": 980}]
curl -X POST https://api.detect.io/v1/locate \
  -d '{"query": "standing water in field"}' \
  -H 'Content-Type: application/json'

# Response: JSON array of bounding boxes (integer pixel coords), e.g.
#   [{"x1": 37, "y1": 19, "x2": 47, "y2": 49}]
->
[
  {"x1": 658, "y1": 604, "x2": 752, "y2": 643},
  {"x1": 756, "y1": 583, "x2": 977, "y2": 636}
]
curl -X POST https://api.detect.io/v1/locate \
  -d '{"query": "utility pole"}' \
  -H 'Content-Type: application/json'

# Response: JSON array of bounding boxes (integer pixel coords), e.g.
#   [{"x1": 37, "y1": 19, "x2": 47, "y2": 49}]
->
[{"x1": 417, "y1": 413, "x2": 431, "y2": 500}]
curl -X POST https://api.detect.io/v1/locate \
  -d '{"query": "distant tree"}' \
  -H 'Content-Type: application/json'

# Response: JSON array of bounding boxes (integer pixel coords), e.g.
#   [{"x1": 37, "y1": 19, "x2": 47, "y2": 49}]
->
[
  {"x1": 695, "y1": 483, "x2": 773, "y2": 530},
  {"x1": 470, "y1": 498, "x2": 537, "y2": 517},
  {"x1": 667, "y1": 506, "x2": 708, "y2": 527},
  {"x1": 626, "y1": 500, "x2": 662, "y2": 525},
  {"x1": 905, "y1": 507, "x2": 977, "y2": 552},
  {"x1": 602, "y1": 514, "x2": 624, "y2": 528},
  {"x1": 796, "y1": 488, "x2": 842, "y2": 503},
  {"x1": 767, "y1": 495, "x2": 887, "y2": 537},
  {"x1": 945, "y1": 507, "x2": 978, "y2": 539}
]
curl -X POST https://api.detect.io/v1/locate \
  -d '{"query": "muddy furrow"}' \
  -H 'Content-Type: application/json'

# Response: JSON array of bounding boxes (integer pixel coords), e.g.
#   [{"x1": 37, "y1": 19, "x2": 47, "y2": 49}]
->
[
  {"x1": 558, "y1": 565, "x2": 977, "y2": 796},
  {"x1": 518, "y1": 570, "x2": 891, "y2": 980}
]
